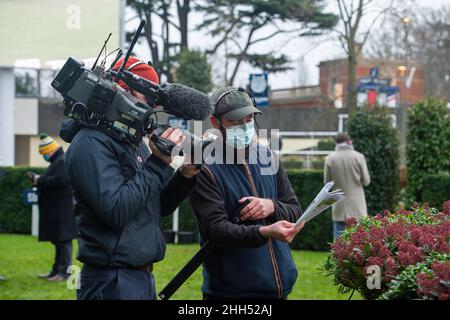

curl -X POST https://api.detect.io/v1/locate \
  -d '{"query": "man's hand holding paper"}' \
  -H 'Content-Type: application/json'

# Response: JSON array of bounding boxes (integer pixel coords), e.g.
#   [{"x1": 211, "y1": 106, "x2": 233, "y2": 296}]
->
[{"x1": 294, "y1": 181, "x2": 346, "y2": 227}]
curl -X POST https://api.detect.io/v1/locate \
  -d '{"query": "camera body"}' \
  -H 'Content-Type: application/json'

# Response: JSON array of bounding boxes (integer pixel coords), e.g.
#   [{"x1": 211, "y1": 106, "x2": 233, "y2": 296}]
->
[
  {"x1": 51, "y1": 57, "x2": 155, "y2": 145},
  {"x1": 51, "y1": 19, "x2": 213, "y2": 157}
]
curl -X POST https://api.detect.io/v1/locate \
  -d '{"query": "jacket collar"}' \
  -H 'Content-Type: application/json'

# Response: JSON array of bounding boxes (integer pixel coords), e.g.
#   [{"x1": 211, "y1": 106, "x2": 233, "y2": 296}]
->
[
  {"x1": 49, "y1": 147, "x2": 64, "y2": 162},
  {"x1": 335, "y1": 142, "x2": 354, "y2": 151}
]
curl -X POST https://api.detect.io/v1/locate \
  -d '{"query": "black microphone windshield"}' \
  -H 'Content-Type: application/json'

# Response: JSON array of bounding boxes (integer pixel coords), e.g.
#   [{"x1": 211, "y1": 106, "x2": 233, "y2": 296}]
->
[{"x1": 160, "y1": 83, "x2": 211, "y2": 121}]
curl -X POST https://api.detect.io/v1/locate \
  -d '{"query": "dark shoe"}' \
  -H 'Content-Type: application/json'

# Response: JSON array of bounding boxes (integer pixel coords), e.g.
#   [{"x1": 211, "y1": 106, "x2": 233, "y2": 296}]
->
[
  {"x1": 38, "y1": 271, "x2": 56, "y2": 279},
  {"x1": 47, "y1": 274, "x2": 69, "y2": 282}
]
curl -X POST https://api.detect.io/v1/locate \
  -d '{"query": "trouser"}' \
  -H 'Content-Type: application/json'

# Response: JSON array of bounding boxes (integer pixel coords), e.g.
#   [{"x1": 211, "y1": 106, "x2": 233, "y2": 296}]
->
[
  {"x1": 203, "y1": 293, "x2": 288, "y2": 300},
  {"x1": 51, "y1": 240, "x2": 72, "y2": 276},
  {"x1": 333, "y1": 221, "x2": 346, "y2": 241},
  {"x1": 77, "y1": 265, "x2": 156, "y2": 300}
]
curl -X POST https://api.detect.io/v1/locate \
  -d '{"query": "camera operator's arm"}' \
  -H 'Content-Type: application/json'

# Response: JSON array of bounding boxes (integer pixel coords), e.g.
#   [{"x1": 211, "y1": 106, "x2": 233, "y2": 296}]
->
[
  {"x1": 148, "y1": 128, "x2": 199, "y2": 216},
  {"x1": 160, "y1": 166, "x2": 198, "y2": 217},
  {"x1": 66, "y1": 134, "x2": 173, "y2": 229}
]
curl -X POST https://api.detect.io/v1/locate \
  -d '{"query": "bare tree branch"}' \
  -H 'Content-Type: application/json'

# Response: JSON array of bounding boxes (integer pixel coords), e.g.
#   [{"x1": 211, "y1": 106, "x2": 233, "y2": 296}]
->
[
  {"x1": 228, "y1": 26, "x2": 258, "y2": 85},
  {"x1": 227, "y1": 37, "x2": 244, "y2": 53},
  {"x1": 204, "y1": 20, "x2": 240, "y2": 54},
  {"x1": 249, "y1": 28, "x2": 302, "y2": 46}
]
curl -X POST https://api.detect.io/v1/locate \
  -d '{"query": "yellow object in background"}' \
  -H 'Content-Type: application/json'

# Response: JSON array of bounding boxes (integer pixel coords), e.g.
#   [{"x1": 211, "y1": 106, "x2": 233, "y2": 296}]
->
[{"x1": 38, "y1": 133, "x2": 59, "y2": 155}]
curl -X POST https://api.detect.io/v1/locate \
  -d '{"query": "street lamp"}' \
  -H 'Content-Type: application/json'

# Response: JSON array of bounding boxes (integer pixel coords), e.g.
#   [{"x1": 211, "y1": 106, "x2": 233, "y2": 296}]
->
[
  {"x1": 396, "y1": 15, "x2": 413, "y2": 167},
  {"x1": 402, "y1": 16, "x2": 412, "y2": 26},
  {"x1": 401, "y1": 16, "x2": 412, "y2": 106},
  {"x1": 398, "y1": 65, "x2": 407, "y2": 75}
]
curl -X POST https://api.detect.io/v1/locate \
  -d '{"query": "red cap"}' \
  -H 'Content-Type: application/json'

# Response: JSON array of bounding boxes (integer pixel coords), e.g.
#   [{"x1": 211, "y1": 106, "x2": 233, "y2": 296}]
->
[{"x1": 112, "y1": 56, "x2": 159, "y2": 90}]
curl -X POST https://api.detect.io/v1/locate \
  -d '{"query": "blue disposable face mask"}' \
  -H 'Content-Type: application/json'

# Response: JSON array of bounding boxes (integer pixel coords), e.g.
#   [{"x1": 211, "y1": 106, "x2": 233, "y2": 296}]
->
[
  {"x1": 43, "y1": 154, "x2": 51, "y2": 162},
  {"x1": 225, "y1": 120, "x2": 256, "y2": 149}
]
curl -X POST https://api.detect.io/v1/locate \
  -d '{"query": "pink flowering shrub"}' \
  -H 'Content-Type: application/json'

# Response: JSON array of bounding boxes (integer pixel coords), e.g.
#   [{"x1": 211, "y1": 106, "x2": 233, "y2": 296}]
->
[
  {"x1": 324, "y1": 201, "x2": 450, "y2": 300},
  {"x1": 416, "y1": 260, "x2": 450, "y2": 299},
  {"x1": 381, "y1": 253, "x2": 449, "y2": 300}
]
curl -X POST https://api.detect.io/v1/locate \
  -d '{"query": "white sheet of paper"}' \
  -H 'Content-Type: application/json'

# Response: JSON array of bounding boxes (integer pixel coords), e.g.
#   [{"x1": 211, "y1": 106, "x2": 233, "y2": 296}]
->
[{"x1": 294, "y1": 181, "x2": 345, "y2": 226}]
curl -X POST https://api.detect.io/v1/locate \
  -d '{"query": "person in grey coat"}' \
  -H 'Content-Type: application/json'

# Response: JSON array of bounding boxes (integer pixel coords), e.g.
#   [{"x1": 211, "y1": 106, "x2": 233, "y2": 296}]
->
[{"x1": 324, "y1": 132, "x2": 370, "y2": 240}]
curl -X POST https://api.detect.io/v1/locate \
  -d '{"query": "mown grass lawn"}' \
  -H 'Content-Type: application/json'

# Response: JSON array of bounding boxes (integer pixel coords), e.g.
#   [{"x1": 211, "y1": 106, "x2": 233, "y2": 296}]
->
[{"x1": 0, "y1": 234, "x2": 360, "y2": 300}]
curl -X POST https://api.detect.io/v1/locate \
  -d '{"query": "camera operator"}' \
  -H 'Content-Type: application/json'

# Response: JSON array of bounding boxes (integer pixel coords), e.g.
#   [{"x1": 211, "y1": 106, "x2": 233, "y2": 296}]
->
[{"x1": 61, "y1": 57, "x2": 199, "y2": 300}]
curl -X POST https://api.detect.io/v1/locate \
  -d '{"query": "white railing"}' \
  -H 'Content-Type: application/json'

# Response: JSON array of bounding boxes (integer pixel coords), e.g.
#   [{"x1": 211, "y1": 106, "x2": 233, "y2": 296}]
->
[
  {"x1": 270, "y1": 86, "x2": 321, "y2": 100},
  {"x1": 279, "y1": 150, "x2": 333, "y2": 156},
  {"x1": 277, "y1": 131, "x2": 338, "y2": 167},
  {"x1": 279, "y1": 131, "x2": 338, "y2": 137}
]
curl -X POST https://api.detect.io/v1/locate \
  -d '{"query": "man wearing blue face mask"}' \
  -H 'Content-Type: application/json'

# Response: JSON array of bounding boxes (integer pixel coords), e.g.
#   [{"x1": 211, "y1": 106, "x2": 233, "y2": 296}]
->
[
  {"x1": 30, "y1": 133, "x2": 77, "y2": 281},
  {"x1": 189, "y1": 87, "x2": 305, "y2": 300}
]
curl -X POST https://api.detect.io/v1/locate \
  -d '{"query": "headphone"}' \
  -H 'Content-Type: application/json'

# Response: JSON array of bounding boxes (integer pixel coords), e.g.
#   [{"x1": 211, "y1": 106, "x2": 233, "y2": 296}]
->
[
  {"x1": 212, "y1": 87, "x2": 257, "y2": 117},
  {"x1": 212, "y1": 86, "x2": 269, "y2": 145}
]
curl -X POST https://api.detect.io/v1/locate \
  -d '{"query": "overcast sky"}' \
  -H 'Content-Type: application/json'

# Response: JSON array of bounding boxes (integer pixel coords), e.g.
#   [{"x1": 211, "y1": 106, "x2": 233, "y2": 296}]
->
[{"x1": 128, "y1": 0, "x2": 449, "y2": 90}]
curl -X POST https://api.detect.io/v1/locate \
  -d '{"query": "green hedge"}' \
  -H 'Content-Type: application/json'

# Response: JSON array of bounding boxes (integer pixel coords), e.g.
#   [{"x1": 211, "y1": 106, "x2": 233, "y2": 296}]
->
[
  {"x1": 406, "y1": 97, "x2": 450, "y2": 201},
  {"x1": 281, "y1": 160, "x2": 325, "y2": 170},
  {"x1": 1, "y1": 166, "x2": 333, "y2": 250},
  {"x1": 286, "y1": 170, "x2": 333, "y2": 251},
  {"x1": 347, "y1": 106, "x2": 400, "y2": 214},
  {"x1": 0, "y1": 167, "x2": 45, "y2": 233},
  {"x1": 317, "y1": 138, "x2": 335, "y2": 151},
  {"x1": 422, "y1": 172, "x2": 450, "y2": 208},
  {"x1": 160, "y1": 200, "x2": 200, "y2": 242}
]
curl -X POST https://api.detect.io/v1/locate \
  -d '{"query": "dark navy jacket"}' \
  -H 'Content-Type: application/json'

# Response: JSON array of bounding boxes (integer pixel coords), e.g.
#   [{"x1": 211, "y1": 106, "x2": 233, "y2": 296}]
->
[
  {"x1": 61, "y1": 120, "x2": 196, "y2": 267},
  {"x1": 37, "y1": 147, "x2": 77, "y2": 242},
  {"x1": 189, "y1": 144, "x2": 301, "y2": 299}
]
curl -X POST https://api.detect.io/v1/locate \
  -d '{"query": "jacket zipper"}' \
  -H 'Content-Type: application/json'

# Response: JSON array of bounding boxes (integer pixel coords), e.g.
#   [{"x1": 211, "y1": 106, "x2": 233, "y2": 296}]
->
[
  {"x1": 267, "y1": 239, "x2": 283, "y2": 298},
  {"x1": 241, "y1": 159, "x2": 284, "y2": 299}
]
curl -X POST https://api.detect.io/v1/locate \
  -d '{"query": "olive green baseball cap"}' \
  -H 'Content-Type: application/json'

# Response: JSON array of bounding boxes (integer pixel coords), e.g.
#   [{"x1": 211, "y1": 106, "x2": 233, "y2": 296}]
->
[{"x1": 211, "y1": 86, "x2": 262, "y2": 120}]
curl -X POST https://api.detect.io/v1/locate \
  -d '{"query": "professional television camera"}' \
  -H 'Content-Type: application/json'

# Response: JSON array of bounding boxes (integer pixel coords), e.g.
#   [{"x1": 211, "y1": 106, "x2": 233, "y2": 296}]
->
[{"x1": 51, "y1": 20, "x2": 213, "y2": 157}]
